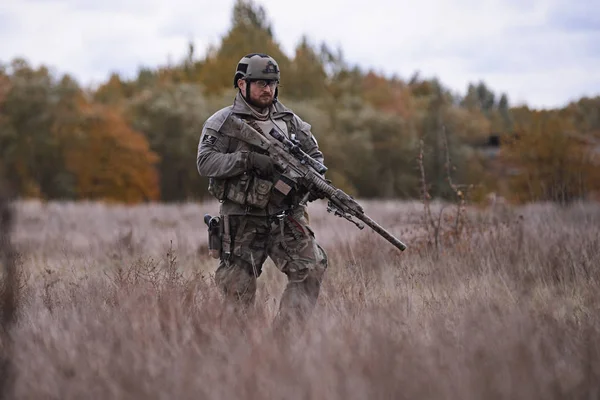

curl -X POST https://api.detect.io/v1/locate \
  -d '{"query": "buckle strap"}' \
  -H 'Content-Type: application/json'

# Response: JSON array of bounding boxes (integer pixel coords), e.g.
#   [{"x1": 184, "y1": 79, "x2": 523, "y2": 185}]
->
[{"x1": 222, "y1": 215, "x2": 231, "y2": 259}]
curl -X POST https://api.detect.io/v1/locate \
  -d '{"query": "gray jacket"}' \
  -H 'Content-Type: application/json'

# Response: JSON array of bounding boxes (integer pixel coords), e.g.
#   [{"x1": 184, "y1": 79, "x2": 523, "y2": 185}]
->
[{"x1": 197, "y1": 92, "x2": 324, "y2": 216}]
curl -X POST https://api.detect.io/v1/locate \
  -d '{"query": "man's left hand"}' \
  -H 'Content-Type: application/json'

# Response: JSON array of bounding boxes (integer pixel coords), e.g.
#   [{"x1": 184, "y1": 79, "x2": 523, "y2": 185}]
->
[{"x1": 307, "y1": 190, "x2": 326, "y2": 202}]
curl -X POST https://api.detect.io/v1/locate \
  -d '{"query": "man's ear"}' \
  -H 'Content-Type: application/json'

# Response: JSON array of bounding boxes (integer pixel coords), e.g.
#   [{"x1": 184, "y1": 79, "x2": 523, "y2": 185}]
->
[{"x1": 237, "y1": 79, "x2": 246, "y2": 92}]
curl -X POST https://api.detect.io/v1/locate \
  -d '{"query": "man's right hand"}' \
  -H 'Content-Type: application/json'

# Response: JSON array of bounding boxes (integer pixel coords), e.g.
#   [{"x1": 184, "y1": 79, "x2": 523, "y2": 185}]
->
[{"x1": 247, "y1": 152, "x2": 275, "y2": 178}]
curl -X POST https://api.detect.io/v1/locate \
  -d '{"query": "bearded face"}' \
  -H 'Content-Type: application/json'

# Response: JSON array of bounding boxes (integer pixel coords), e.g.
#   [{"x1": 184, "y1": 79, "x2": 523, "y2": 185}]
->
[{"x1": 238, "y1": 79, "x2": 278, "y2": 109}]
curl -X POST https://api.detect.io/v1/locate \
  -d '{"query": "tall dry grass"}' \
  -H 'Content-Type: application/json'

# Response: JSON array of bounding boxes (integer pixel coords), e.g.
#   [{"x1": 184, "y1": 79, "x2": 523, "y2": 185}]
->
[{"x1": 2, "y1": 199, "x2": 600, "y2": 399}]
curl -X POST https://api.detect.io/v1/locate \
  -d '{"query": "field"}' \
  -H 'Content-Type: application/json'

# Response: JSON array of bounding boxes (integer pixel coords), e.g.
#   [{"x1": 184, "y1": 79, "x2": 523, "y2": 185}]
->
[{"x1": 1, "y1": 198, "x2": 600, "y2": 399}]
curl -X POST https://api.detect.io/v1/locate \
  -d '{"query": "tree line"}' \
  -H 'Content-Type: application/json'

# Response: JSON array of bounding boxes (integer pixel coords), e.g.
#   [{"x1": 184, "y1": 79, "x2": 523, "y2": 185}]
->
[{"x1": 1, "y1": 0, "x2": 599, "y2": 204}]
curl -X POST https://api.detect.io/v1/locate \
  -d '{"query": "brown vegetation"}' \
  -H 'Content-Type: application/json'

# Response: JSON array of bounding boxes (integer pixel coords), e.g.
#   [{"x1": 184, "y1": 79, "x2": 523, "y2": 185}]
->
[{"x1": 0, "y1": 199, "x2": 598, "y2": 398}]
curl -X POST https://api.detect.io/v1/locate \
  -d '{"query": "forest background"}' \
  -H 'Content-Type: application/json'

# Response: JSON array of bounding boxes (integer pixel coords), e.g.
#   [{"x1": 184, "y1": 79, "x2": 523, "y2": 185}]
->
[{"x1": 1, "y1": 0, "x2": 599, "y2": 206}]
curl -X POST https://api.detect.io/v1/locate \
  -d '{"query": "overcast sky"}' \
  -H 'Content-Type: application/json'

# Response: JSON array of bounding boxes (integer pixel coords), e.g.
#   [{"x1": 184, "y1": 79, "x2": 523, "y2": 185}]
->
[{"x1": 1, "y1": 0, "x2": 599, "y2": 109}]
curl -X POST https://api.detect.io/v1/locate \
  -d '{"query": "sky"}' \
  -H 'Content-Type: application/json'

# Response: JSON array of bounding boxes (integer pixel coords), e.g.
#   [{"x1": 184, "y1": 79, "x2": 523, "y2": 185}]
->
[{"x1": 1, "y1": 0, "x2": 599, "y2": 109}]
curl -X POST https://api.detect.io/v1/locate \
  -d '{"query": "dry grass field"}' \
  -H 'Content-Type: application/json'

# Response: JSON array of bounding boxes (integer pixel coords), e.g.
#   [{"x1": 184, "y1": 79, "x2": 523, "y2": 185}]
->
[{"x1": 1, "y1": 198, "x2": 599, "y2": 399}]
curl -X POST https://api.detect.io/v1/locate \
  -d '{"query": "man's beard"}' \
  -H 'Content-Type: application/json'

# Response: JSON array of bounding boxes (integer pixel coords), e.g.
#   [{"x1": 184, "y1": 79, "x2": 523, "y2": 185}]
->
[{"x1": 247, "y1": 94, "x2": 274, "y2": 110}]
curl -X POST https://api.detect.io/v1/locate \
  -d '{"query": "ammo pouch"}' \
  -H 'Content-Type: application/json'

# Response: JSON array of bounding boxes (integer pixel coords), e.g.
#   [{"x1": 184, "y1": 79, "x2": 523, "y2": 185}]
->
[{"x1": 208, "y1": 174, "x2": 273, "y2": 209}]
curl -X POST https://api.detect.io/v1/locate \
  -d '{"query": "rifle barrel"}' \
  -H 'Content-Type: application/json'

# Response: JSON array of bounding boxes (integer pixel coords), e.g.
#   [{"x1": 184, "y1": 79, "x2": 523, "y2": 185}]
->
[{"x1": 354, "y1": 212, "x2": 407, "y2": 252}]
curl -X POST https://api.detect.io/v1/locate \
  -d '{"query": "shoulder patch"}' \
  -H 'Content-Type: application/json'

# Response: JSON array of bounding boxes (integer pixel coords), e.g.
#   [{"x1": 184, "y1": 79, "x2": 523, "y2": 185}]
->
[{"x1": 202, "y1": 134, "x2": 217, "y2": 145}]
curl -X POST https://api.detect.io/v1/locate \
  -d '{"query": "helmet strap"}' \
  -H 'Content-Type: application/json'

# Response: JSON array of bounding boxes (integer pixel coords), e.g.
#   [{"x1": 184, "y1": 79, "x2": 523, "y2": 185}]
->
[{"x1": 245, "y1": 80, "x2": 251, "y2": 101}]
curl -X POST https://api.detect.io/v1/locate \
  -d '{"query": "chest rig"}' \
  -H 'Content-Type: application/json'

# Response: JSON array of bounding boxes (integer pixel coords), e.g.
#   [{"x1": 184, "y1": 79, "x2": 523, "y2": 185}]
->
[{"x1": 207, "y1": 114, "x2": 297, "y2": 211}]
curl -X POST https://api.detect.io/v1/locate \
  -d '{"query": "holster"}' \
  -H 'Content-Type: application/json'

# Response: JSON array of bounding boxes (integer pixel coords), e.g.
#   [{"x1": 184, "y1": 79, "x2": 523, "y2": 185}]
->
[{"x1": 204, "y1": 214, "x2": 223, "y2": 259}]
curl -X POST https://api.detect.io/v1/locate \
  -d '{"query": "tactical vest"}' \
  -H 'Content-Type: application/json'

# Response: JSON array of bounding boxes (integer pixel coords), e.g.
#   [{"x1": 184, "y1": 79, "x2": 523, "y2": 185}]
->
[{"x1": 208, "y1": 114, "x2": 301, "y2": 216}]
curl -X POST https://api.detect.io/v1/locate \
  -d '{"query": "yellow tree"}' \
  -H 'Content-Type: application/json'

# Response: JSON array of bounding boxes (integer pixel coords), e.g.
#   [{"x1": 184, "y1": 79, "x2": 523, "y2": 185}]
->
[
  {"x1": 93, "y1": 73, "x2": 131, "y2": 106},
  {"x1": 61, "y1": 104, "x2": 160, "y2": 203},
  {"x1": 197, "y1": 0, "x2": 290, "y2": 95},
  {"x1": 500, "y1": 110, "x2": 600, "y2": 203},
  {"x1": 361, "y1": 72, "x2": 415, "y2": 119},
  {"x1": 283, "y1": 36, "x2": 328, "y2": 99}
]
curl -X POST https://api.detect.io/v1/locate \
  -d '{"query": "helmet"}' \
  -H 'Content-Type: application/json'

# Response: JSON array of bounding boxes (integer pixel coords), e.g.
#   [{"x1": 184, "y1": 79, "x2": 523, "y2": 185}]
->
[{"x1": 233, "y1": 53, "x2": 280, "y2": 88}]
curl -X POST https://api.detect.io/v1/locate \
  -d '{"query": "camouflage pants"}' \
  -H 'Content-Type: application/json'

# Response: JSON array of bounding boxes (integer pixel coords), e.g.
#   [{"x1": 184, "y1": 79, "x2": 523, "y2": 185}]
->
[{"x1": 214, "y1": 207, "x2": 328, "y2": 335}]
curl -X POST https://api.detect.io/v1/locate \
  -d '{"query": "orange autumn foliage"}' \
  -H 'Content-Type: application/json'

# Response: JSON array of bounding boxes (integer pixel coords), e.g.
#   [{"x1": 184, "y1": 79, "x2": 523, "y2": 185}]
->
[
  {"x1": 361, "y1": 72, "x2": 413, "y2": 119},
  {"x1": 63, "y1": 105, "x2": 160, "y2": 203},
  {"x1": 500, "y1": 111, "x2": 600, "y2": 204}
]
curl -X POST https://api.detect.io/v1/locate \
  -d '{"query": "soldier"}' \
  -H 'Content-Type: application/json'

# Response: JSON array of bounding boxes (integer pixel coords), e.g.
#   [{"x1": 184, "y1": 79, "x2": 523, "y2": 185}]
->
[{"x1": 196, "y1": 53, "x2": 328, "y2": 336}]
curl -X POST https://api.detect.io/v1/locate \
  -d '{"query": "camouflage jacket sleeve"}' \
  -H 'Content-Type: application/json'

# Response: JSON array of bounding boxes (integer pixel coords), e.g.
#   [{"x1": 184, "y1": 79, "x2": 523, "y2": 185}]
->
[
  {"x1": 294, "y1": 115, "x2": 325, "y2": 166},
  {"x1": 196, "y1": 125, "x2": 249, "y2": 179}
]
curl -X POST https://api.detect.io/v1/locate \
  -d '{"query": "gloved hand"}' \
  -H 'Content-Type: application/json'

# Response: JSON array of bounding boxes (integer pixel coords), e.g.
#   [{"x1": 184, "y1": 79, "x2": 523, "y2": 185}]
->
[
  {"x1": 247, "y1": 152, "x2": 275, "y2": 178},
  {"x1": 307, "y1": 178, "x2": 331, "y2": 202},
  {"x1": 307, "y1": 191, "x2": 326, "y2": 202}
]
